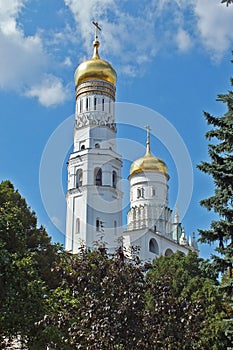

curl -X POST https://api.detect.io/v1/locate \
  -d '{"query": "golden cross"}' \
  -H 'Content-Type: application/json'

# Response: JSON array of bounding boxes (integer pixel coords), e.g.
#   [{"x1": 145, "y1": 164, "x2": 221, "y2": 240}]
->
[
  {"x1": 92, "y1": 21, "x2": 101, "y2": 39},
  {"x1": 145, "y1": 125, "x2": 151, "y2": 143}
]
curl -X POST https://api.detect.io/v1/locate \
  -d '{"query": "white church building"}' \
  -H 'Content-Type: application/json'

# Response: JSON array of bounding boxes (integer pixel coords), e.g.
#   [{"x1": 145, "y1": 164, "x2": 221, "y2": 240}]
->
[{"x1": 65, "y1": 26, "x2": 197, "y2": 261}]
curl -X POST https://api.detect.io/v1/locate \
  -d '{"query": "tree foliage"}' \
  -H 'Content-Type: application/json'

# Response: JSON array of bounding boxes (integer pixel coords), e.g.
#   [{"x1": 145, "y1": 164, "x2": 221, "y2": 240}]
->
[
  {"x1": 0, "y1": 180, "x2": 230, "y2": 349},
  {"x1": 35, "y1": 250, "x2": 228, "y2": 349},
  {"x1": 221, "y1": 0, "x2": 233, "y2": 5},
  {"x1": 145, "y1": 251, "x2": 228, "y2": 349},
  {"x1": 38, "y1": 247, "x2": 145, "y2": 350},
  {"x1": 197, "y1": 56, "x2": 233, "y2": 346},
  {"x1": 197, "y1": 58, "x2": 233, "y2": 274},
  {"x1": 0, "y1": 181, "x2": 61, "y2": 349}
]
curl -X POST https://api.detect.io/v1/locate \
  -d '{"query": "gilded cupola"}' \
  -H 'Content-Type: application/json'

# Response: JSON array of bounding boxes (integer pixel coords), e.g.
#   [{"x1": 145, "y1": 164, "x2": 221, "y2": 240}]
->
[
  {"x1": 74, "y1": 27, "x2": 116, "y2": 87},
  {"x1": 129, "y1": 126, "x2": 169, "y2": 178}
]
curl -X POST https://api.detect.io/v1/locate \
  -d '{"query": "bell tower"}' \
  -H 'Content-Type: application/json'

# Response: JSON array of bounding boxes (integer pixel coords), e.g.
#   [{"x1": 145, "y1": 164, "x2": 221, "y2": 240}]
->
[
  {"x1": 127, "y1": 126, "x2": 172, "y2": 234},
  {"x1": 66, "y1": 23, "x2": 122, "y2": 253}
]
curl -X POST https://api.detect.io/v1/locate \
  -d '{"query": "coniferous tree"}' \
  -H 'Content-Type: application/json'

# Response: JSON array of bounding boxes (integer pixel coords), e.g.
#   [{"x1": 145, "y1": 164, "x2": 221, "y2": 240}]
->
[
  {"x1": 197, "y1": 57, "x2": 233, "y2": 279},
  {"x1": 197, "y1": 56, "x2": 233, "y2": 346},
  {"x1": 221, "y1": 0, "x2": 233, "y2": 5}
]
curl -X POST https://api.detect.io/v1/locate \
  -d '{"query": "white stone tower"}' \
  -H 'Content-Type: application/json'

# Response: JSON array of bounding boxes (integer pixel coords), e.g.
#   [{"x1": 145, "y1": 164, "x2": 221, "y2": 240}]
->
[
  {"x1": 123, "y1": 126, "x2": 197, "y2": 261},
  {"x1": 127, "y1": 126, "x2": 172, "y2": 234},
  {"x1": 66, "y1": 24, "x2": 122, "y2": 253}
]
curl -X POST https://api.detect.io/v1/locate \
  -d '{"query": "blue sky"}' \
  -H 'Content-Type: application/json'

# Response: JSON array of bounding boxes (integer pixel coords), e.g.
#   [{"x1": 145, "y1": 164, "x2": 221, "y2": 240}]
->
[{"x1": 0, "y1": 0, "x2": 233, "y2": 259}]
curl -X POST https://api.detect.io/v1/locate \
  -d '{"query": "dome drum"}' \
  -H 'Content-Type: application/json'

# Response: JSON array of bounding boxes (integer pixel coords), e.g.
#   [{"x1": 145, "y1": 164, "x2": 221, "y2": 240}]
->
[{"x1": 76, "y1": 80, "x2": 116, "y2": 100}]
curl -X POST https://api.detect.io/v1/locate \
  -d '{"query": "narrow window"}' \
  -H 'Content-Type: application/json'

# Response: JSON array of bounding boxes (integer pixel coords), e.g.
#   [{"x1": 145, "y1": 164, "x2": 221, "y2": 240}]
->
[
  {"x1": 109, "y1": 99, "x2": 111, "y2": 113},
  {"x1": 76, "y1": 169, "x2": 83, "y2": 188},
  {"x1": 94, "y1": 167, "x2": 102, "y2": 186},
  {"x1": 80, "y1": 99, "x2": 83, "y2": 113},
  {"x1": 94, "y1": 97, "x2": 97, "y2": 110},
  {"x1": 86, "y1": 97, "x2": 89, "y2": 110},
  {"x1": 76, "y1": 218, "x2": 80, "y2": 234},
  {"x1": 112, "y1": 171, "x2": 117, "y2": 189},
  {"x1": 137, "y1": 187, "x2": 144, "y2": 198},
  {"x1": 102, "y1": 98, "x2": 104, "y2": 111},
  {"x1": 152, "y1": 188, "x2": 156, "y2": 196},
  {"x1": 114, "y1": 220, "x2": 117, "y2": 235},
  {"x1": 141, "y1": 187, "x2": 145, "y2": 198},
  {"x1": 96, "y1": 218, "x2": 100, "y2": 232}
]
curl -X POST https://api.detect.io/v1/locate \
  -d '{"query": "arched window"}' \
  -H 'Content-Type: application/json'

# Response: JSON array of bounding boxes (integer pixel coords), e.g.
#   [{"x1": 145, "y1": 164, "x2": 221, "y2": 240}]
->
[
  {"x1": 165, "y1": 248, "x2": 173, "y2": 256},
  {"x1": 141, "y1": 187, "x2": 145, "y2": 198},
  {"x1": 137, "y1": 187, "x2": 144, "y2": 198},
  {"x1": 76, "y1": 169, "x2": 83, "y2": 188},
  {"x1": 149, "y1": 238, "x2": 159, "y2": 255},
  {"x1": 96, "y1": 218, "x2": 100, "y2": 231},
  {"x1": 81, "y1": 144, "x2": 85, "y2": 150},
  {"x1": 94, "y1": 167, "x2": 102, "y2": 186},
  {"x1": 95, "y1": 143, "x2": 100, "y2": 148},
  {"x1": 112, "y1": 170, "x2": 117, "y2": 188},
  {"x1": 76, "y1": 218, "x2": 80, "y2": 234}
]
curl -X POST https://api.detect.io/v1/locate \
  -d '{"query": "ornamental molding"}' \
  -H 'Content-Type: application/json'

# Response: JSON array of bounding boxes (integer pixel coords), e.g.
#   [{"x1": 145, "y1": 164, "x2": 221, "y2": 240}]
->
[{"x1": 75, "y1": 111, "x2": 116, "y2": 131}]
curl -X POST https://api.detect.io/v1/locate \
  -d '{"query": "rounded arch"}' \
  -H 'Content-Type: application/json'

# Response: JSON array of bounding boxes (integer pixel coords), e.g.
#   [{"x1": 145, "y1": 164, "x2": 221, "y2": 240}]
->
[
  {"x1": 165, "y1": 248, "x2": 173, "y2": 256},
  {"x1": 94, "y1": 167, "x2": 102, "y2": 186},
  {"x1": 112, "y1": 170, "x2": 117, "y2": 188},
  {"x1": 76, "y1": 168, "x2": 83, "y2": 188},
  {"x1": 149, "y1": 238, "x2": 159, "y2": 255},
  {"x1": 96, "y1": 218, "x2": 100, "y2": 232}
]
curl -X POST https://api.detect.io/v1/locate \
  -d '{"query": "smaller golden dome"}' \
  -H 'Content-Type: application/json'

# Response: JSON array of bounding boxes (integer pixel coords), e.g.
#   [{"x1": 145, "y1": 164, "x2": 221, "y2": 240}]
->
[
  {"x1": 129, "y1": 128, "x2": 169, "y2": 178},
  {"x1": 74, "y1": 39, "x2": 116, "y2": 86}
]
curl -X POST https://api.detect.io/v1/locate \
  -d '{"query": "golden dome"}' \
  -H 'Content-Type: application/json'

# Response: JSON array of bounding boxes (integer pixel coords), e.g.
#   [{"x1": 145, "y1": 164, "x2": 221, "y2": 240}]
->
[
  {"x1": 129, "y1": 128, "x2": 168, "y2": 178},
  {"x1": 74, "y1": 39, "x2": 116, "y2": 86}
]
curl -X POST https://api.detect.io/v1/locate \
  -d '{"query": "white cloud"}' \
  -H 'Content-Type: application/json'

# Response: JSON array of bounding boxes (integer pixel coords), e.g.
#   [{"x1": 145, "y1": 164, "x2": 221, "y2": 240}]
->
[
  {"x1": 0, "y1": 0, "x2": 46, "y2": 88},
  {"x1": 176, "y1": 29, "x2": 192, "y2": 52},
  {"x1": 194, "y1": 0, "x2": 233, "y2": 60},
  {"x1": 64, "y1": 0, "x2": 158, "y2": 73},
  {"x1": 1, "y1": 0, "x2": 232, "y2": 101},
  {"x1": 25, "y1": 75, "x2": 70, "y2": 107},
  {"x1": 64, "y1": 0, "x2": 233, "y2": 76},
  {"x1": 63, "y1": 57, "x2": 72, "y2": 67},
  {"x1": 0, "y1": 0, "x2": 70, "y2": 106}
]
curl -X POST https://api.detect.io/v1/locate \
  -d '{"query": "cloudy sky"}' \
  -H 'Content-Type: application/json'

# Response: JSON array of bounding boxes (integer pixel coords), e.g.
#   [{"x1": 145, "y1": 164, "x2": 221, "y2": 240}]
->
[{"x1": 0, "y1": 0, "x2": 233, "y2": 258}]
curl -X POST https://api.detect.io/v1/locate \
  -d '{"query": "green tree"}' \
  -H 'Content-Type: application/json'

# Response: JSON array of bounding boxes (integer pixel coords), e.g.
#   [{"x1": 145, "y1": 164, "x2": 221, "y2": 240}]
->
[
  {"x1": 39, "y1": 247, "x2": 145, "y2": 350},
  {"x1": 221, "y1": 0, "x2": 233, "y2": 5},
  {"x1": 145, "y1": 251, "x2": 228, "y2": 349},
  {"x1": 197, "y1": 56, "x2": 233, "y2": 344},
  {"x1": 197, "y1": 97, "x2": 233, "y2": 277},
  {"x1": 0, "y1": 180, "x2": 61, "y2": 349}
]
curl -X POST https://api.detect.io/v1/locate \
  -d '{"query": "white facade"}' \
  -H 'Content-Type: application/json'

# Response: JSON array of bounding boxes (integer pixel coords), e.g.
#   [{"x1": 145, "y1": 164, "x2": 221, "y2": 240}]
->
[
  {"x1": 122, "y1": 144, "x2": 197, "y2": 261},
  {"x1": 127, "y1": 171, "x2": 172, "y2": 234},
  {"x1": 66, "y1": 74, "x2": 123, "y2": 253},
  {"x1": 65, "y1": 34, "x2": 197, "y2": 260}
]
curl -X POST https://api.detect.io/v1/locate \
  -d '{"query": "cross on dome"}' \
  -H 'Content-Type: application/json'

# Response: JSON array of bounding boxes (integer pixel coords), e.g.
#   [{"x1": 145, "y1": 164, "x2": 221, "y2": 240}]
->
[
  {"x1": 145, "y1": 125, "x2": 152, "y2": 154},
  {"x1": 92, "y1": 21, "x2": 101, "y2": 40}
]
